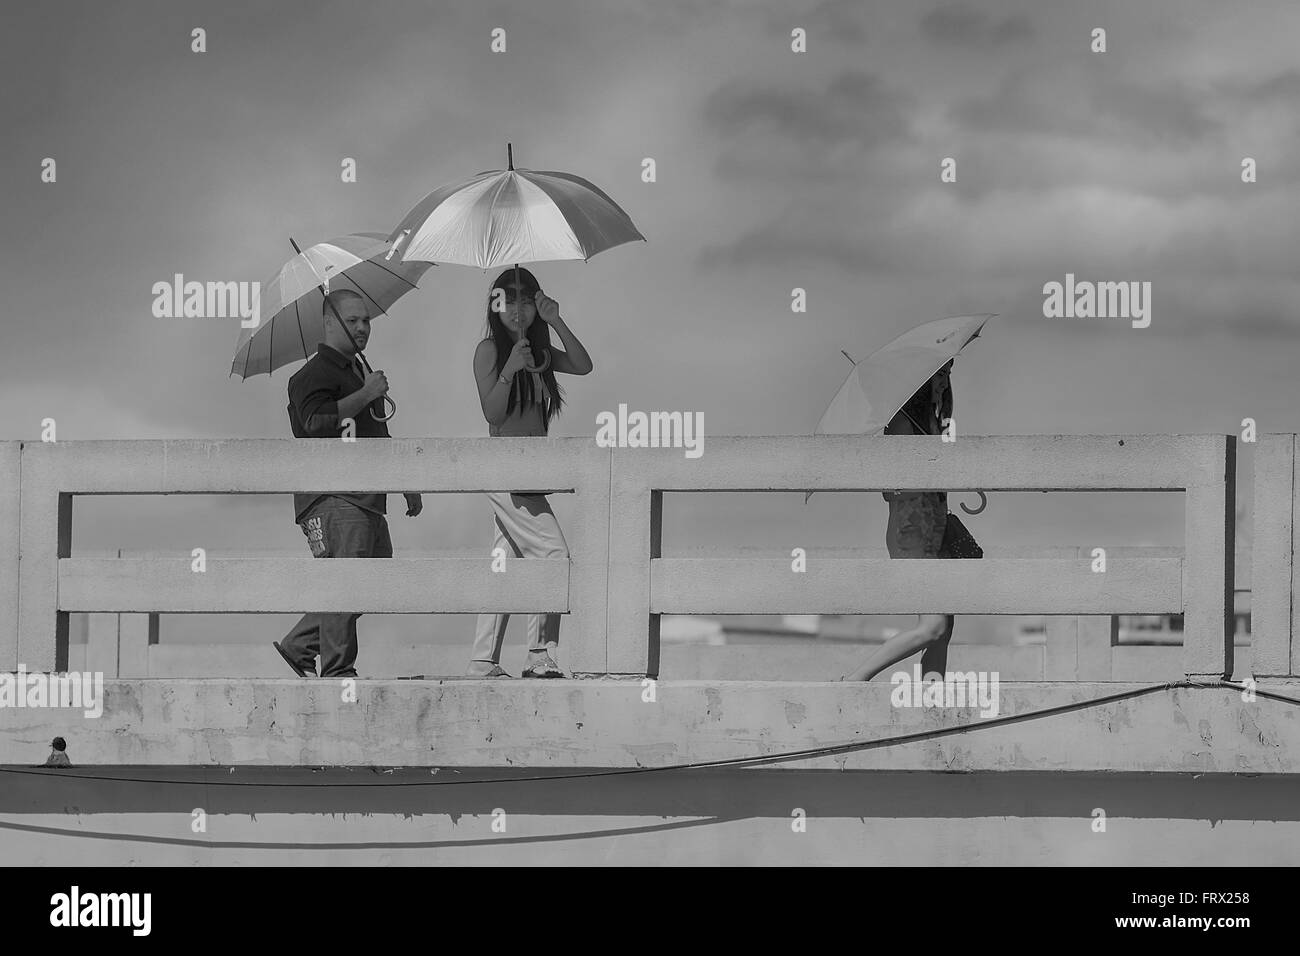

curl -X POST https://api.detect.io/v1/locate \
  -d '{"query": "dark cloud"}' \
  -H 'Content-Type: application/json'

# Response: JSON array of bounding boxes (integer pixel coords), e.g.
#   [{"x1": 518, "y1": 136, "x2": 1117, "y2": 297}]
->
[
  {"x1": 766, "y1": 0, "x2": 869, "y2": 44},
  {"x1": 1088, "y1": 79, "x2": 1221, "y2": 147},
  {"x1": 697, "y1": 195, "x2": 943, "y2": 274},
  {"x1": 920, "y1": 3, "x2": 1033, "y2": 47},
  {"x1": 698, "y1": 226, "x2": 902, "y2": 273},
  {"x1": 1229, "y1": 308, "x2": 1300, "y2": 339},
  {"x1": 950, "y1": 71, "x2": 1221, "y2": 148},
  {"x1": 704, "y1": 70, "x2": 913, "y2": 150},
  {"x1": 1219, "y1": 69, "x2": 1300, "y2": 104},
  {"x1": 948, "y1": 71, "x2": 1055, "y2": 135}
]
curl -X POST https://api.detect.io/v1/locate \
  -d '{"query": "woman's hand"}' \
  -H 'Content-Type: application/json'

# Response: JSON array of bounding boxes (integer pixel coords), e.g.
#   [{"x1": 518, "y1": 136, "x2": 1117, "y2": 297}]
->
[
  {"x1": 534, "y1": 291, "x2": 560, "y2": 325},
  {"x1": 501, "y1": 338, "x2": 533, "y2": 377}
]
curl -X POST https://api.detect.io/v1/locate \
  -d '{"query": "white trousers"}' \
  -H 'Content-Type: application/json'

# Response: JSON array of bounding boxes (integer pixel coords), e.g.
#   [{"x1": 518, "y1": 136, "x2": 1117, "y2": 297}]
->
[{"x1": 470, "y1": 492, "x2": 570, "y2": 663}]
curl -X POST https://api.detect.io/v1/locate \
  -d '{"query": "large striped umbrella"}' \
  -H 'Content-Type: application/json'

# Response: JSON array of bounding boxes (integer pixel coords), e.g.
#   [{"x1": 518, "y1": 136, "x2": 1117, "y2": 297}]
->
[
  {"x1": 387, "y1": 144, "x2": 644, "y2": 370},
  {"x1": 230, "y1": 230, "x2": 433, "y2": 381}
]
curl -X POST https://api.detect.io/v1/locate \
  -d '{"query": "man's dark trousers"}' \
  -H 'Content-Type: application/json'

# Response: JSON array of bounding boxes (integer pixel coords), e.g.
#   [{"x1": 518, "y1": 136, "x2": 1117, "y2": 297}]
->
[{"x1": 279, "y1": 496, "x2": 393, "y2": 678}]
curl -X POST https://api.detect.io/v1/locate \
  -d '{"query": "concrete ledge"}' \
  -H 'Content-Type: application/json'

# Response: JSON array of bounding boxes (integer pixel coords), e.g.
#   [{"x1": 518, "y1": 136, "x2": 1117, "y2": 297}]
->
[{"x1": 1, "y1": 679, "x2": 1297, "y2": 772}]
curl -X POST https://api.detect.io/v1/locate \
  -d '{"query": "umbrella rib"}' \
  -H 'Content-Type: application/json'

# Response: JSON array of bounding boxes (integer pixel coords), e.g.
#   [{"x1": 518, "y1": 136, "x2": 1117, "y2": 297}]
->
[
  {"x1": 342, "y1": 271, "x2": 387, "y2": 320},
  {"x1": 364, "y1": 256, "x2": 424, "y2": 289},
  {"x1": 295, "y1": 296, "x2": 308, "y2": 361},
  {"x1": 267, "y1": 292, "x2": 274, "y2": 376}
]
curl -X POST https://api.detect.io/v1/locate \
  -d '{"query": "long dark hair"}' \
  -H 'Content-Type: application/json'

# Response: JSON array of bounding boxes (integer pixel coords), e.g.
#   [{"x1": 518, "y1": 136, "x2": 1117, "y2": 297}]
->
[
  {"x1": 482, "y1": 267, "x2": 564, "y2": 429},
  {"x1": 887, "y1": 363, "x2": 954, "y2": 436}
]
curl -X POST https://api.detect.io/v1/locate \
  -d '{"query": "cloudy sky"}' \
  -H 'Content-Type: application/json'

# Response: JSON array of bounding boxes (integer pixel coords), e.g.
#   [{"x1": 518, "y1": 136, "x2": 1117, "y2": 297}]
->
[{"x1": 2, "y1": 0, "x2": 1294, "y2": 644}]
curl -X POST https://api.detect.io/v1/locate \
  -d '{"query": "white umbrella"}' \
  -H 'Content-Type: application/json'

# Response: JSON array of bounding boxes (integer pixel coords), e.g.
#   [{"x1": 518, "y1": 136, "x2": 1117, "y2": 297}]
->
[
  {"x1": 816, "y1": 314, "x2": 993, "y2": 435},
  {"x1": 231, "y1": 232, "x2": 433, "y2": 383},
  {"x1": 810, "y1": 314, "x2": 995, "y2": 509}
]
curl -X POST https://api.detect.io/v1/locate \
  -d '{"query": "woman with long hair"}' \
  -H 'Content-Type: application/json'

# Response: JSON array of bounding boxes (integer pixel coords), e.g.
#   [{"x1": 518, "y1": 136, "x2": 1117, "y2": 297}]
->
[
  {"x1": 844, "y1": 360, "x2": 959, "y2": 681},
  {"x1": 466, "y1": 267, "x2": 593, "y2": 678}
]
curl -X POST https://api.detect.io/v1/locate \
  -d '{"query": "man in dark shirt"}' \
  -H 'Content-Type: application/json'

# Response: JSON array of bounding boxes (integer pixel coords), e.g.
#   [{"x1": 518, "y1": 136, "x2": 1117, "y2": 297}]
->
[{"x1": 272, "y1": 289, "x2": 422, "y2": 679}]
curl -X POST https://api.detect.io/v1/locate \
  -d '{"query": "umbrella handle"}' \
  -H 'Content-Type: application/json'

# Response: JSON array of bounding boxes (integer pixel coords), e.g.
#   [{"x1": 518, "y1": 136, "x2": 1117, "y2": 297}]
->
[
  {"x1": 370, "y1": 394, "x2": 397, "y2": 422},
  {"x1": 352, "y1": 349, "x2": 396, "y2": 422},
  {"x1": 523, "y1": 348, "x2": 551, "y2": 374},
  {"x1": 959, "y1": 492, "x2": 988, "y2": 516}
]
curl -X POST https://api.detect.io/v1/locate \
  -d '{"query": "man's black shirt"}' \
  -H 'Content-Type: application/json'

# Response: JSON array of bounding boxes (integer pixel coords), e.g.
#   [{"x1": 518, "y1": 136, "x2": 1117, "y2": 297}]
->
[{"x1": 287, "y1": 343, "x2": 390, "y2": 523}]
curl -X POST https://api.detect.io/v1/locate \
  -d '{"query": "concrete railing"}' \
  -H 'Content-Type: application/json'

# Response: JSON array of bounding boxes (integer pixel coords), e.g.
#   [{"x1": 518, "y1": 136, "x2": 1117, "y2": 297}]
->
[
  {"x1": 7, "y1": 438, "x2": 609, "y2": 673},
  {"x1": 0, "y1": 433, "x2": 1275, "y2": 679},
  {"x1": 606, "y1": 434, "x2": 1237, "y2": 678}
]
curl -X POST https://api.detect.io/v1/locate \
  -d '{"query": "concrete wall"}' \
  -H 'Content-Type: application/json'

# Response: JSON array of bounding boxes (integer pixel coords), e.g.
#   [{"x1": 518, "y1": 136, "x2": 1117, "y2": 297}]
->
[
  {"x1": 3, "y1": 678, "x2": 1296, "y2": 771},
  {"x1": 4, "y1": 676, "x2": 1296, "y2": 864}
]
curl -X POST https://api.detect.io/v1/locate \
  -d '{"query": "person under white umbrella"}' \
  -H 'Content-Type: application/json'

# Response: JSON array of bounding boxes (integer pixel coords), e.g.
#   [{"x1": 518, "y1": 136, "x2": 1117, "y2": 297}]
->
[
  {"x1": 232, "y1": 233, "x2": 433, "y2": 678},
  {"x1": 232, "y1": 231, "x2": 434, "y2": 421},
  {"x1": 810, "y1": 314, "x2": 995, "y2": 681}
]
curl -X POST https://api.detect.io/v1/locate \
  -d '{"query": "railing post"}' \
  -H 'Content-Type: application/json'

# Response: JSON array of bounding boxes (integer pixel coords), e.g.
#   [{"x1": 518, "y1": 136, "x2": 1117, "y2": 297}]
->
[
  {"x1": 0, "y1": 442, "x2": 19, "y2": 671},
  {"x1": 648, "y1": 489, "x2": 663, "y2": 678},
  {"x1": 1252, "y1": 434, "x2": 1296, "y2": 677},
  {"x1": 565, "y1": 448, "x2": 612, "y2": 677},
  {"x1": 607, "y1": 451, "x2": 654, "y2": 676},
  {"x1": 18, "y1": 444, "x2": 71, "y2": 672},
  {"x1": 1182, "y1": 435, "x2": 1236, "y2": 679}
]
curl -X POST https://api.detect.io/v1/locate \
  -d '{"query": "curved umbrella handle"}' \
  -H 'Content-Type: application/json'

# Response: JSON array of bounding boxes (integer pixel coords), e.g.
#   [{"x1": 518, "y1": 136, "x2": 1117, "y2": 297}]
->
[
  {"x1": 959, "y1": 492, "x2": 988, "y2": 516},
  {"x1": 370, "y1": 394, "x2": 397, "y2": 422},
  {"x1": 523, "y1": 348, "x2": 551, "y2": 374}
]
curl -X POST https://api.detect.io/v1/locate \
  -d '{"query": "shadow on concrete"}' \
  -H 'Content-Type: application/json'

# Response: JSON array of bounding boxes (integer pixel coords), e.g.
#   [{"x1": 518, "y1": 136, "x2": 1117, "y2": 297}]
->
[{"x1": 1, "y1": 766, "x2": 1295, "y2": 824}]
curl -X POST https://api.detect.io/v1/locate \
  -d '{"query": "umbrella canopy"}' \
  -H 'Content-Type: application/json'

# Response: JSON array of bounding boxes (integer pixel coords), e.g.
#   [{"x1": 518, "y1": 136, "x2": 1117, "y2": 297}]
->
[
  {"x1": 814, "y1": 314, "x2": 994, "y2": 436},
  {"x1": 387, "y1": 145, "x2": 645, "y2": 268},
  {"x1": 230, "y1": 231, "x2": 433, "y2": 379},
  {"x1": 808, "y1": 314, "x2": 994, "y2": 508}
]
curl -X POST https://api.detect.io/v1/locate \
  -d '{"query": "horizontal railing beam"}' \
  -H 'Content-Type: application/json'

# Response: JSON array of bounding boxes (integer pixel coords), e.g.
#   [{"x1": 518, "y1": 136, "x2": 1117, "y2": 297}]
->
[
  {"x1": 58, "y1": 558, "x2": 569, "y2": 614},
  {"x1": 650, "y1": 558, "x2": 1183, "y2": 615},
  {"x1": 614, "y1": 435, "x2": 1224, "y2": 491},
  {"x1": 18, "y1": 437, "x2": 606, "y2": 494}
]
